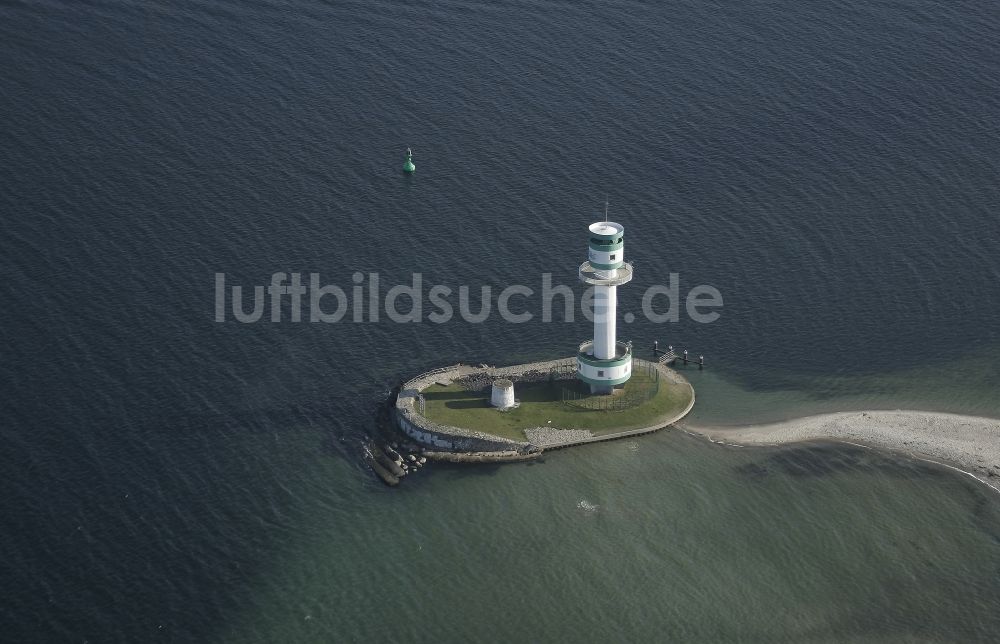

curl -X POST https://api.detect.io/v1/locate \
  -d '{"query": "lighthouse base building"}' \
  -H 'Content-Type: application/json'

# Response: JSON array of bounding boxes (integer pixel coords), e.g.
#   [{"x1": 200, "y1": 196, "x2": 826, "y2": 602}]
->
[{"x1": 577, "y1": 221, "x2": 634, "y2": 394}]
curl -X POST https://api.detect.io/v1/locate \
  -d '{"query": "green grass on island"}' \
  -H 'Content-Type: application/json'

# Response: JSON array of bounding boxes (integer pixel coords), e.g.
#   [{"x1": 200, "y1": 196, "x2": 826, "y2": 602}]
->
[{"x1": 420, "y1": 369, "x2": 693, "y2": 443}]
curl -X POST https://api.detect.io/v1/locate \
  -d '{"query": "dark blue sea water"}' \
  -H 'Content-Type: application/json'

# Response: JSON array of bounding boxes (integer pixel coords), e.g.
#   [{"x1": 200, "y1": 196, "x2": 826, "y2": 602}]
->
[{"x1": 2, "y1": 0, "x2": 1000, "y2": 641}]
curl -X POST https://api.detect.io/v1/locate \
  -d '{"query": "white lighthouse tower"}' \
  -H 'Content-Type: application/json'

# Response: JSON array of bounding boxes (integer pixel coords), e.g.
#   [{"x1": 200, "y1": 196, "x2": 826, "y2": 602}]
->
[{"x1": 577, "y1": 218, "x2": 633, "y2": 394}]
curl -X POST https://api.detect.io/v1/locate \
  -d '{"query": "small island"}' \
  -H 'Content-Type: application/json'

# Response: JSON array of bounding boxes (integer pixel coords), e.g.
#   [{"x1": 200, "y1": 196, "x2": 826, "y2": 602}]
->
[
  {"x1": 390, "y1": 218, "x2": 696, "y2": 464},
  {"x1": 394, "y1": 358, "x2": 694, "y2": 463}
]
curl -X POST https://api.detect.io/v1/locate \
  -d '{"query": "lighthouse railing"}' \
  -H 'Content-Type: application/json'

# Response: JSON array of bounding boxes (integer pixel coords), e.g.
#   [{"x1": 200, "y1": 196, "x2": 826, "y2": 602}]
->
[{"x1": 578, "y1": 339, "x2": 632, "y2": 360}]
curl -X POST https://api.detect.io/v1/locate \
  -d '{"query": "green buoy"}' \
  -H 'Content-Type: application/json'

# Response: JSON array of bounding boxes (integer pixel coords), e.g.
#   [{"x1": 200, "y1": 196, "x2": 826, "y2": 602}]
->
[{"x1": 403, "y1": 147, "x2": 415, "y2": 173}]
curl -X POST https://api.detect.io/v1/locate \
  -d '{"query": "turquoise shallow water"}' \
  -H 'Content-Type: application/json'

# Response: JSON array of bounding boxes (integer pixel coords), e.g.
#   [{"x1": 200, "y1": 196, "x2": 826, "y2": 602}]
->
[
  {"x1": 683, "y1": 343, "x2": 1000, "y2": 425},
  {"x1": 2, "y1": 0, "x2": 1000, "y2": 640},
  {"x1": 226, "y1": 432, "x2": 1000, "y2": 642}
]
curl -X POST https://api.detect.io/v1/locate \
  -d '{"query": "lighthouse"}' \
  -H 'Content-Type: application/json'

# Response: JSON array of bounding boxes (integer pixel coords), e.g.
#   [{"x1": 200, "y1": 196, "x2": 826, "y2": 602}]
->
[{"x1": 577, "y1": 219, "x2": 633, "y2": 394}]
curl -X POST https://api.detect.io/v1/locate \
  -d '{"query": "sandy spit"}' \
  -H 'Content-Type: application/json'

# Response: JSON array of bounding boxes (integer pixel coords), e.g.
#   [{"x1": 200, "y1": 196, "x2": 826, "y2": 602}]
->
[{"x1": 681, "y1": 410, "x2": 1000, "y2": 493}]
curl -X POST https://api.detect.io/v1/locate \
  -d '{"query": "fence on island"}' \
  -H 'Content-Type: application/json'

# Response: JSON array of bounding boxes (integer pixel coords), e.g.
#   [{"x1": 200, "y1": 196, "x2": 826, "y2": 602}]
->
[
  {"x1": 435, "y1": 358, "x2": 662, "y2": 412},
  {"x1": 560, "y1": 358, "x2": 660, "y2": 411}
]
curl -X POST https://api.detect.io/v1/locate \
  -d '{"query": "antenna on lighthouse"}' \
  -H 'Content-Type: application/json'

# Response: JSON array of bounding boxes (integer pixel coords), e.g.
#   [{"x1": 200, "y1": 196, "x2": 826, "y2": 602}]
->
[{"x1": 604, "y1": 196, "x2": 609, "y2": 222}]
